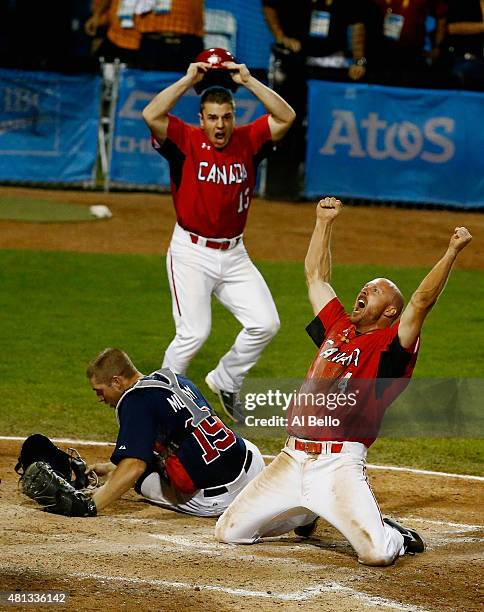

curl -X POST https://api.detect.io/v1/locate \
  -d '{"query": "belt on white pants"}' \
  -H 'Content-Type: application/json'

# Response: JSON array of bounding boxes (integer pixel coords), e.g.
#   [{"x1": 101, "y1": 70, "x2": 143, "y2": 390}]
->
[
  {"x1": 176, "y1": 223, "x2": 242, "y2": 250},
  {"x1": 286, "y1": 436, "x2": 348, "y2": 455}
]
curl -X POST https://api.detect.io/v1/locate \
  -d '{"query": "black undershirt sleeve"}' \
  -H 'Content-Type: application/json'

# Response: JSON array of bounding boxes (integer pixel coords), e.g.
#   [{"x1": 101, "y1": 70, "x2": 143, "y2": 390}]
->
[
  {"x1": 306, "y1": 316, "x2": 326, "y2": 348},
  {"x1": 253, "y1": 141, "x2": 274, "y2": 172},
  {"x1": 160, "y1": 138, "x2": 186, "y2": 192},
  {"x1": 375, "y1": 334, "x2": 414, "y2": 398},
  {"x1": 377, "y1": 334, "x2": 414, "y2": 379}
]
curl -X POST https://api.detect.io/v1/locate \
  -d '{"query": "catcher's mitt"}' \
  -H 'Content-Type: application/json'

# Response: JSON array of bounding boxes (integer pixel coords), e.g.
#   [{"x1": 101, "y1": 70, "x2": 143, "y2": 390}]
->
[
  {"x1": 21, "y1": 461, "x2": 97, "y2": 517},
  {"x1": 15, "y1": 433, "x2": 97, "y2": 490}
]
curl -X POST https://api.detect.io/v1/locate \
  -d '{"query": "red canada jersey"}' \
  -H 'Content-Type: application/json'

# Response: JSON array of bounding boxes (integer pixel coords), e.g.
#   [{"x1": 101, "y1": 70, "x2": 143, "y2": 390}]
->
[
  {"x1": 152, "y1": 114, "x2": 272, "y2": 238},
  {"x1": 287, "y1": 297, "x2": 420, "y2": 446}
]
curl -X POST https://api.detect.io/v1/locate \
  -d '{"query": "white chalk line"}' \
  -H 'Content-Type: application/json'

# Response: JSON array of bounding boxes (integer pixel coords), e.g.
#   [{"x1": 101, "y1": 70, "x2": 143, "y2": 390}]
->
[
  {"x1": 10, "y1": 528, "x2": 478, "y2": 563},
  {"x1": 6, "y1": 513, "x2": 481, "y2": 560},
  {"x1": 391, "y1": 516, "x2": 484, "y2": 551},
  {"x1": 365, "y1": 463, "x2": 484, "y2": 482},
  {"x1": 1, "y1": 435, "x2": 482, "y2": 481},
  {"x1": 147, "y1": 533, "x2": 331, "y2": 571},
  {"x1": 0, "y1": 435, "x2": 116, "y2": 447},
  {"x1": 2, "y1": 535, "x2": 332, "y2": 574},
  {"x1": 132, "y1": 518, "x2": 484, "y2": 558},
  {"x1": 5, "y1": 510, "x2": 478, "y2": 611},
  {"x1": 433, "y1": 536, "x2": 484, "y2": 545},
  {"x1": 3, "y1": 523, "x2": 476, "y2": 608},
  {"x1": 61, "y1": 571, "x2": 425, "y2": 610},
  {"x1": 406, "y1": 517, "x2": 483, "y2": 532},
  {"x1": 115, "y1": 514, "x2": 484, "y2": 534},
  {"x1": 3, "y1": 449, "x2": 477, "y2": 612},
  {"x1": 146, "y1": 527, "x2": 483, "y2": 561}
]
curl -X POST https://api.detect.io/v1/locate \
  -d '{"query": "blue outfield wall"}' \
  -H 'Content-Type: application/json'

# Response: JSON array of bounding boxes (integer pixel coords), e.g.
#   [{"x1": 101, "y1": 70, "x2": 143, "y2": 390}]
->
[
  {"x1": 0, "y1": 68, "x2": 100, "y2": 184},
  {"x1": 110, "y1": 68, "x2": 266, "y2": 188},
  {"x1": 305, "y1": 80, "x2": 484, "y2": 208},
  {"x1": 1, "y1": 66, "x2": 484, "y2": 209}
]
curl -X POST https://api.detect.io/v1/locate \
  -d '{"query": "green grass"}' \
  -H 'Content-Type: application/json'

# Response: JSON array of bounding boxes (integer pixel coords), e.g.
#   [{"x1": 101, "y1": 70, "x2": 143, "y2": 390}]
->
[
  {"x1": 248, "y1": 436, "x2": 483, "y2": 476},
  {"x1": 1, "y1": 249, "x2": 482, "y2": 474},
  {"x1": 0, "y1": 197, "x2": 95, "y2": 222}
]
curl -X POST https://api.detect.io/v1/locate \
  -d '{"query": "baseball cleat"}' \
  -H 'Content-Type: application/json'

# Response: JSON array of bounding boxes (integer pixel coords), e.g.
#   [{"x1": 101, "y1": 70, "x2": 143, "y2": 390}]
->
[
  {"x1": 383, "y1": 517, "x2": 425, "y2": 554},
  {"x1": 294, "y1": 518, "x2": 318, "y2": 538},
  {"x1": 205, "y1": 372, "x2": 244, "y2": 423}
]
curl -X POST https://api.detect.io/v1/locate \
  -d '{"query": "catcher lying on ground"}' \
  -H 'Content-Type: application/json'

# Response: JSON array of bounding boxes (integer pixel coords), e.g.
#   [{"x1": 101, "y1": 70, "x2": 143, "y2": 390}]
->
[{"x1": 18, "y1": 348, "x2": 264, "y2": 517}]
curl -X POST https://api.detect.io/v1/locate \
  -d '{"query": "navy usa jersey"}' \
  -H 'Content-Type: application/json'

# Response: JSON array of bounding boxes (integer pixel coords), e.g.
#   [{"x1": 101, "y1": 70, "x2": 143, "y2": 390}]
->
[{"x1": 110, "y1": 370, "x2": 247, "y2": 488}]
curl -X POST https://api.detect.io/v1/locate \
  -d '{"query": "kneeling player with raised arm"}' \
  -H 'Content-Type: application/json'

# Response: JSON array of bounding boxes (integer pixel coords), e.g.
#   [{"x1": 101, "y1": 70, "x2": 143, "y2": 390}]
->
[{"x1": 215, "y1": 197, "x2": 472, "y2": 566}]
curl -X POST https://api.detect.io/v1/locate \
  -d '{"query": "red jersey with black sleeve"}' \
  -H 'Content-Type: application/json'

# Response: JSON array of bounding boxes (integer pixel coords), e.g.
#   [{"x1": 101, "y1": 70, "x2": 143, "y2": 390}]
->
[
  {"x1": 152, "y1": 114, "x2": 273, "y2": 239},
  {"x1": 287, "y1": 297, "x2": 420, "y2": 446}
]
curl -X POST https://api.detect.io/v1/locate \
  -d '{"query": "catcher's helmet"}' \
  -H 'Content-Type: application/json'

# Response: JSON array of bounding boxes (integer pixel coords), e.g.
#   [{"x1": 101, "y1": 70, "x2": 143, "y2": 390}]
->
[{"x1": 194, "y1": 47, "x2": 239, "y2": 94}]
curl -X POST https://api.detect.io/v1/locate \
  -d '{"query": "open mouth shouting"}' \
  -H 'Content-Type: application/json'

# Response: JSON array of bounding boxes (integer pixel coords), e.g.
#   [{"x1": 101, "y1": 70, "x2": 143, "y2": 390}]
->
[
  {"x1": 214, "y1": 130, "x2": 226, "y2": 145},
  {"x1": 353, "y1": 293, "x2": 367, "y2": 314}
]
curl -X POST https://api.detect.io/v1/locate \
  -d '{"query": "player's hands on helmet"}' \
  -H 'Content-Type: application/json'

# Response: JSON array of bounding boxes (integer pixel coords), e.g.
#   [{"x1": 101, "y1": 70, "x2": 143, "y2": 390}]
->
[
  {"x1": 448, "y1": 226, "x2": 472, "y2": 254},
  {"x1": 186, "y1": 62, "x2": 213, "y2": 84},
  {"x1": 316, "y1": 197, "x2": 342, "y2": 221},
  {"x1": 222, "y1": 61, "x2": 251, "y2": 85}
]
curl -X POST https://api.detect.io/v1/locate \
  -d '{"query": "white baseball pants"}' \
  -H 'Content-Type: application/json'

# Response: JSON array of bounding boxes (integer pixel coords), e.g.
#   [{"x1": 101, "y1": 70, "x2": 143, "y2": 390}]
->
[
  {"x1": 215, "y1": 441, "x2": 406, "y2": 566},
  {"x1": 162, "y1": 224, "x2": 280, "y2": 392},
  {"x1": 138, "y1": 439, "x2": 265, "y2": 517}
]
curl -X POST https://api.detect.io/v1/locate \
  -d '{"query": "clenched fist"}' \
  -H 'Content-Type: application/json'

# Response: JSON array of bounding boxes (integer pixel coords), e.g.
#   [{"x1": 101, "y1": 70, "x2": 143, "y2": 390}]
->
[
  {"x1": 448, "y1": 226, "x2": 472, "y2": 254},
  {"x1": 316, "y1": 197, "x2": 343, "y2": 221}
]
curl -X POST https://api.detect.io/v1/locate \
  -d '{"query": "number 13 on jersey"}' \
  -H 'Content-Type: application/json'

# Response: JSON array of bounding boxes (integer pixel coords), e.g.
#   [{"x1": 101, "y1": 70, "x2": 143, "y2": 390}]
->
[{"x1": 238, "y1": 187, "x2": 250, "y2": 213}]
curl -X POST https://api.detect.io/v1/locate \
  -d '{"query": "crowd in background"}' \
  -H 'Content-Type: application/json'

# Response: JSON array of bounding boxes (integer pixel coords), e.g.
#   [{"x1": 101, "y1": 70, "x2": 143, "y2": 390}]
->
[
  {"x1": 1, "y1": 0, "x2": 482, "y2": 201},
  {"x1": 0, "y1": 1, "x2": 483, "y2": 93},
  {"x1": 0, "y1": 0, "x2": 204, "y2": 73}
]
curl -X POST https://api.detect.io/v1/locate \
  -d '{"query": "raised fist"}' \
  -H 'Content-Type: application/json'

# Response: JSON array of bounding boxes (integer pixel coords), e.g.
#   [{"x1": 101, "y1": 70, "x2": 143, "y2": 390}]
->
[
  {"x1": 316, "y1": 197, "x2": 343, "y2": 221},
  {"x1": 449, "y1": 226, "x2": 472, "y2": 254}
]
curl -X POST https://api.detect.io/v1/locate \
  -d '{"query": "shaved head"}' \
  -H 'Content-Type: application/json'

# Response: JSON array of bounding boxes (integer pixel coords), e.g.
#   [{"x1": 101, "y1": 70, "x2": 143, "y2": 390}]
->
[
  {"x1": 371, "y1": 278, "x2": 404, "y2": 320},
  {"x1": 350, "y1": 277, "x2": 405, "y2": 330}
]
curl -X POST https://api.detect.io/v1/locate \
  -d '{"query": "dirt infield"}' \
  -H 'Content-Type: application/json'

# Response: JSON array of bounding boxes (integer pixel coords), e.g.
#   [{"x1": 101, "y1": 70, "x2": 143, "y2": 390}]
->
[
  {"x1": 1, "y1": 187, "x2": 483, "y2": 610},
  {"x1": 1, "y1": 186, "x2": 483, "y2": 269},
  {"x1": 1, "y1": 440, "x2": 482, "y2": 612}
]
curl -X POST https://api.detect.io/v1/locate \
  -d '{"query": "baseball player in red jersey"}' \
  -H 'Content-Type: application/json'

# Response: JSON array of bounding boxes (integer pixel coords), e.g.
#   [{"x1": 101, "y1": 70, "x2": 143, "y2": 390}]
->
[
  {"x1": 216, "y1": 197, "x2": 472, "y2": 566},
  {"x1": 142, "y1": 57, "x2": 295, "y2": 422}
]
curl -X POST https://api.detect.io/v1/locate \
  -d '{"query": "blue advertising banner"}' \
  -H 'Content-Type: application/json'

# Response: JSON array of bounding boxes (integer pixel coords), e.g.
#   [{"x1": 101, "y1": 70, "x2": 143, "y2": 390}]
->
[
  {"x1": 0, "y1": 68, "x2": 100, "y2": 183},
  {"x1": 110, "y1": 68, "x2": 267, "y2": 188},
  {"x1": 305, "y1": 81, "x2": 484, "y2": 208}
]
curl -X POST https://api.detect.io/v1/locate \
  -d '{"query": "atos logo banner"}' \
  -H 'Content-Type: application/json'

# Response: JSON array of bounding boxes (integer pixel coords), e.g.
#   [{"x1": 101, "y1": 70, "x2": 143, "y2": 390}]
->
[
  {"x1": 321, "y1": 111, "x2": 454, "y2": 163},
  {"x1": 305, "y1": 81, "x2": 484, "y2": 208}
]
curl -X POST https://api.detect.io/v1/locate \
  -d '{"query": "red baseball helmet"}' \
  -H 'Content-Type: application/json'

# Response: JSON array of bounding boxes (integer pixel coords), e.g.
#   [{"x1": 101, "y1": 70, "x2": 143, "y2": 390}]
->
[
  {"x1": 196, "y1": 47, "x2": 236, "y2": 69},
  {"x1": 194, "y1": 47, "x2": 239, "y2": 94}
]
